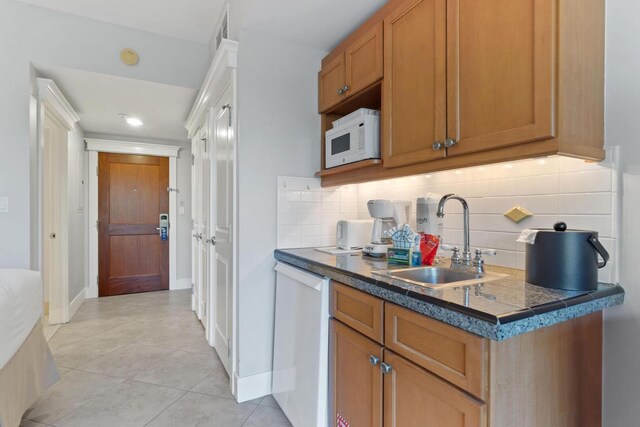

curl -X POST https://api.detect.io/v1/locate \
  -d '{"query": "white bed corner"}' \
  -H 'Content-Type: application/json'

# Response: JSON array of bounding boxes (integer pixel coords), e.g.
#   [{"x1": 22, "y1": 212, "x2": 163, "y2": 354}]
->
[{"x1": 0, "y1": 269, "x2": 59, "y2": 427}]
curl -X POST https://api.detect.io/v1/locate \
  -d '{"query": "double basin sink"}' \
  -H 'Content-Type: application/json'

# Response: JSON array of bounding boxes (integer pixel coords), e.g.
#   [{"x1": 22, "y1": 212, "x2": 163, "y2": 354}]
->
[{"x1": 373, "y1": 266, "x2": 507, "y2": 289}]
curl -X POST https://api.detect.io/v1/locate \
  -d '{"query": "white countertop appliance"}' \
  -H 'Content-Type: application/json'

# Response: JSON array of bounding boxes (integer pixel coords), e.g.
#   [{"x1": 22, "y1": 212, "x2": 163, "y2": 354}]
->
[
  {"x1": 363, "y1": 199, "x2": 411, "y2": 257},
  {"x1": 336, "y1": 219, "x2": 374, "y2": 250},
  {"x1": 273, "y1": 262, "x2": 330, "y2": 427},
  {"x1": 325, "y1": 108, "x2": 380, "y2": 169}
]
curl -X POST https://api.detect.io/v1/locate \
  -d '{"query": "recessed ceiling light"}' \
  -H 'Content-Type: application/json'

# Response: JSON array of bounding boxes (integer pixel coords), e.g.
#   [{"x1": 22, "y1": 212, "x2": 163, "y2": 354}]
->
[{"x1": 125, "y1": 117, "x2": 143, "y2": 127}]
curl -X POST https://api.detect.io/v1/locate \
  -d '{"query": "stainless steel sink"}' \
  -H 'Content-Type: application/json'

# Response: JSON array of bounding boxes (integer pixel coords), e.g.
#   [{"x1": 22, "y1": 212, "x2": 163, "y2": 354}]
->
[{"x1": 372, "y1": 266, "x2": 507, "y2": 289}]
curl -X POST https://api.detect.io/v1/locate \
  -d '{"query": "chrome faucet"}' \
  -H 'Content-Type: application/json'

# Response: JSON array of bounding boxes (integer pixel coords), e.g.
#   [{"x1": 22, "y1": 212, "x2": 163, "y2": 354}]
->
[{"x1": 437, "y1": 194, "x2": 473, "y2": 270}]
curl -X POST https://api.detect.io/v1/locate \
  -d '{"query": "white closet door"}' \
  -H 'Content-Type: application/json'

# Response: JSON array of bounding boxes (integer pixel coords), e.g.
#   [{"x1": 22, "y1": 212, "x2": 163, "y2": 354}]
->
[{"x1": 210, "y1": 83, "x2": 234, "y2": 375}]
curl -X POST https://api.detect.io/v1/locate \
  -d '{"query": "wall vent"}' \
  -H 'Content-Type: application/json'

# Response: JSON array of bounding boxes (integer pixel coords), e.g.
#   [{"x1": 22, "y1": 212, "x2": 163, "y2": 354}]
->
[{"x1": 215, "y1": 5, "x2": 230, "y2": 51}]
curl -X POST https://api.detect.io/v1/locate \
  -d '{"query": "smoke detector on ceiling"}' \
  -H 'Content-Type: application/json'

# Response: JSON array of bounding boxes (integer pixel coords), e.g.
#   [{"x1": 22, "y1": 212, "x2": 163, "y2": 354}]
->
[{"x1": 120, "y1": 48, "x2": 139, "y2": 66}]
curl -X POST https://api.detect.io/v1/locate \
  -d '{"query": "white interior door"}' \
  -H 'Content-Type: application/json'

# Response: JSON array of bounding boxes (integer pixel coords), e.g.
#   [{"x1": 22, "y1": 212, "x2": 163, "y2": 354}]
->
[
  {"x1": 42, "y1": 110, "x2": 68, "y2": 324},
  {"x1": 191, "y1": 128, "x2": 204, "y2": 320},
  {"x1": 211, "y1": 84, "x2": 234, "y2": 374},
  {"x1": 199, "y1": 124, "x2": 211, "y2": 331}
]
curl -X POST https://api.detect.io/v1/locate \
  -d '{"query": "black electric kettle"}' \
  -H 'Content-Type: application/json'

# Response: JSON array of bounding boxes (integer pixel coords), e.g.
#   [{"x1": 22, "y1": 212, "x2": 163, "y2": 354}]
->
[{"x1": 524, "y1": 222, "x2": 610, "y2": 291}]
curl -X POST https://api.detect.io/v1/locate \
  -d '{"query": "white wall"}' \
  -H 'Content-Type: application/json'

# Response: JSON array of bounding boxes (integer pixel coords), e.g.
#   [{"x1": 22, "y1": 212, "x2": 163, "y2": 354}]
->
[
  {"x1": 602, "y1": 1, "x2": 640, "y2": 425},
  {"x1": 0, "y1": 0, "x2": 209, "y2": 269},
  {"x1": 236, "y1": 31, "x2": 325, "y2": 378}
]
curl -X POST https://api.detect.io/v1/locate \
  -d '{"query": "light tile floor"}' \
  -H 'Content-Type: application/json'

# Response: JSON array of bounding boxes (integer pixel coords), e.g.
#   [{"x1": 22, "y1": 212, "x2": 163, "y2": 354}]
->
[{"x1": 22, "y1": 290, "x2": 292, "y2": 427}]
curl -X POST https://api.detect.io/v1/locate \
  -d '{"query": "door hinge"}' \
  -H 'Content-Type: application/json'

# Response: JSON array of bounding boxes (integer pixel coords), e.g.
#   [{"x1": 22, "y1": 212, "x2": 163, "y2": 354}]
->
[
  {"x1": 228, "y1": 339, "x2": 231, "y2": 358},
  {"x1": 191, "y1": 154, "x2": 195, "y2": 165},
  {"x1": 191, "y1": 283, "x2": 194, "y2": 295},
  {"x1": 204, "y1": 303, "x2": 207, "y2": 316},
  {"x1": 96, "y1": 275, "x2": 98, "y2": 285},
  {"x1": 96, "y1": 165, "x2": 99, "y2": 176}
]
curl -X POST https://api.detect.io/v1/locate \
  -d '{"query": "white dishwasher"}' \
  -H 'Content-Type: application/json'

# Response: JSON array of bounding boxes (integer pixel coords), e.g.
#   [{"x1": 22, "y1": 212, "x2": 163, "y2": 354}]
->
[{"x1": 273, "y1": 262, "x2": 330, "y2": 427}]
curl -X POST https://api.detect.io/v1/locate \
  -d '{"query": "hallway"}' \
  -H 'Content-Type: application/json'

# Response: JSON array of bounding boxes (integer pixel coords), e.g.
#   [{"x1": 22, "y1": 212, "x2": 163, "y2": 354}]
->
[{"x1": 22, "y1": 290, "x2": 291, "y2": 426}]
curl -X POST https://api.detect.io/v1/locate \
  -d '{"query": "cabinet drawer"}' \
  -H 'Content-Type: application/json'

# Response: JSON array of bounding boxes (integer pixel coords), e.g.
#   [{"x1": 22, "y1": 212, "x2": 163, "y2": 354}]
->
[
  {"x1": 331, "y1": 282, "x2": 384, "y2": 344},
  {"x1": 384, "y1": 303, "x2": 487, "y2": 399}
]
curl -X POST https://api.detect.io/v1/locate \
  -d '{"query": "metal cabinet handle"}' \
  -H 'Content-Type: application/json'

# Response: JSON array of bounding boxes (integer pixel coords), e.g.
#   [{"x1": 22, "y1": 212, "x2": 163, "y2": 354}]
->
[
  {"x1": 206, "y1": 237, "x2": 216, "y2": 245},
  {"x1": 369, "y1": 355, "x2": 380, "y2": 366},
  {"x1": 432, "y1": 141, "x2": 443, "y2": 151},
  {"x1": 380, "y1": 362, "x2": 392, "y2": 374},
  {"x1": 192, "y1": 233, "x2": 202, "y2": 240},
  {"x1": 444, "y1": 138, "x2": 457, "y2": 148},
  {"x1": 337, "y1": 85, "x2": 350, "y2": 95}
]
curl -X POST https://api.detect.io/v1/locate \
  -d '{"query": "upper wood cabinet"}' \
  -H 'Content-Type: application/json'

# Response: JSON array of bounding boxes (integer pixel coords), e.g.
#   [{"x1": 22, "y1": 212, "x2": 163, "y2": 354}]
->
[
  {"x1": 445, "y1": 0, "x2": 555, "y2": 156},
  {"x1": 319, "y1": 23, "x2": 383, "y2": 113},
  {"x1": 317, "y1": 0, "x2": 604, "y2": 186},
  {"x1": 383, "y1": 0, "x2": 447, "y2": 168}
]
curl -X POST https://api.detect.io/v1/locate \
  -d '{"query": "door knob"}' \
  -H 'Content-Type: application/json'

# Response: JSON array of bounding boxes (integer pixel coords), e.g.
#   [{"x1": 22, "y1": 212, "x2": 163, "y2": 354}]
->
[
  {"x1": 432, "y1": 141, "x2": 443, "y2": 151},
  {"x1": 444, "y1": 138, "x2": 457, "y2": 148},
  {"x1": 369, "y1": 355, "x2": 380, "y2": 366},
  {"x1": 337, "y1": 88, "x2": 345, "y2": 95},
  {"x1": 49, "y1": 233, "x2": 56, "y2": 239},
  {"x1": 380, "y1": 362, "x2": 392, "y2": 374},
  {"x1": 206, "y1": 237, "x2": 216, "y2": 245}
]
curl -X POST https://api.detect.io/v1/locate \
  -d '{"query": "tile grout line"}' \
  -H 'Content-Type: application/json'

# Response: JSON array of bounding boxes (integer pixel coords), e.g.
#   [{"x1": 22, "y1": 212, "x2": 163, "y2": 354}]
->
[{"x1": 142, "y1": 389, "x2": 189, "y2": 426}]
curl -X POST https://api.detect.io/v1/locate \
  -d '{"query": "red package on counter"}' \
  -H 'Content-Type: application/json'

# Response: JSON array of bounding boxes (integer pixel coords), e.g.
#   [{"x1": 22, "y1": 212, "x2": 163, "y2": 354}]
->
[{"x1": 420, "y1": 233, "x2": 440, "y2": 265}]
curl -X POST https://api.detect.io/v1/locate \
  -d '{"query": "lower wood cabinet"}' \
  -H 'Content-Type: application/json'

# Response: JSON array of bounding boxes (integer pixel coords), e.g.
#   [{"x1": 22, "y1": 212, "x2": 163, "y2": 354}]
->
[
  {"x1": 330, "y1": 319, "x2": 383, "y2": 427},
  {"x1": 329, "y1": 281, "x2": 603, "y2": 427},
  {"x1": 384, "y1": 350, "x2": 485, "y2": 427},
  {"x1": 330, "y1": 318, "x2": 484, "y2": 427}
]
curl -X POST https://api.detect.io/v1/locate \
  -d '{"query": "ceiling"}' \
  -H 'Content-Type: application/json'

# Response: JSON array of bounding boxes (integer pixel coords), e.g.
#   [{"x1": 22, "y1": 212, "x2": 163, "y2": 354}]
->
[
  {"x1": 238, "y1": 0, "x2": 387, "y2": 51},
  {"x1": 15, "y1": 0, "x2": 225, "y2": 44},
  {"x1": 36, "y1": 65, "x2": 197, "y2": 141}
]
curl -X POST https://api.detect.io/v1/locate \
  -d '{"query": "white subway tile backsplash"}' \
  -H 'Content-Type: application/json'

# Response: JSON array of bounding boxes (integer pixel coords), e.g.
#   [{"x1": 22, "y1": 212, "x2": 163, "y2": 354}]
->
[
  {"x1": 277, "y1": 155, "x2": 618, "y2": 282},
  {"x1": 560, "y1": 215, "x2": 612, "y2": 238},
  {"x1": 300, "y1": 202, "x2": 321, "y2": 214},
  {"x1": 301, "y1": 191, "x2": 321, "y2": 202},
  {"x1": 559, "y1": 169, "x2": 612, "y2": 193},
  {"x1": 560, "y1": 193, "x2": 612, "y2": 215}
]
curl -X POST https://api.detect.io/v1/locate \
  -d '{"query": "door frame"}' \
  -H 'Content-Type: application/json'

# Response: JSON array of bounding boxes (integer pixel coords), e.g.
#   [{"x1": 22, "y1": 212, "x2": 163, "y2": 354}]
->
[
  {"x1": 85, "y1": 138, "x2": 181, "y2": 299},
  {"x1": 36, "y1": 78, "x2": 80, "y2": 324}
]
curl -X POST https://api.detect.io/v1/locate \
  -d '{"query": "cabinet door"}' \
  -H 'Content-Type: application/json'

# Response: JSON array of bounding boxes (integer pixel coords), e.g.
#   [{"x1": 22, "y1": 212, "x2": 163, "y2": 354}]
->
[
  {"x1": 384, "y1": 350, "x2": 485, "y2": 427},
  {"x1": 446, "y1": 0, "x2": 555, "y2": 156},
  {"x1": 319, "y1": 54, "x2": 346, "y2": 113},
  {"x1": 331, "y1": 319, "x2": 383, "y2": 427},
  {"x1": 383, "y1": 0, "x2": 447, "y2": 168},
  {"x1": 345, "y1": 22, "x2": 383, "y2": 97}
]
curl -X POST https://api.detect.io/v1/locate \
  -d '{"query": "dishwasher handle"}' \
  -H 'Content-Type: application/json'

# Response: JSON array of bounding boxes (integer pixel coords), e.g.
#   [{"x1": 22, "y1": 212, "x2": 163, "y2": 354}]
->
[{"x1": 275, "y1": 262, "x2": 328, "y2": 291}]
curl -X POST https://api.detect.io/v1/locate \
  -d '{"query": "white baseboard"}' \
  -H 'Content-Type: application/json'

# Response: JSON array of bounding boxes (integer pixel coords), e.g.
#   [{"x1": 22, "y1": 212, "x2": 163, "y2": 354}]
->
[
  {"x1": 69, "y1": 288, "x2": 86, "y2": 320},
  {"x1": 172, "y1": 277, "x2": 192, "y2": 291},
  {"x1": 234, "y1": 370, "x2": 272, "y2": 403}
]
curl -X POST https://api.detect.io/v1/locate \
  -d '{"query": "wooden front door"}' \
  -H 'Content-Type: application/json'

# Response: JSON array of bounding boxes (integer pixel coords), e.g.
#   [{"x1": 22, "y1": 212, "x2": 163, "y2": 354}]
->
[{"x1": 98, "y1": 153, "x2": 169, "y2": 296}]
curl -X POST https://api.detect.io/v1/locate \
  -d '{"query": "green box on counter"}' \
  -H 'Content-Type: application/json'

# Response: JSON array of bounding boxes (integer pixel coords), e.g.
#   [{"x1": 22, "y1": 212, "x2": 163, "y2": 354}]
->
[{"x1": 387, "y1": 247, "x2": 413, "y2": 265}]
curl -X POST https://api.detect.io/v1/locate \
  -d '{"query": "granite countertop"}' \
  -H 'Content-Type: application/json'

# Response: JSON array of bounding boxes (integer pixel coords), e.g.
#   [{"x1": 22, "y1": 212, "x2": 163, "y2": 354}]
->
[{"x1": 274, "y1": 248, "x2": 625, "y2": 341}]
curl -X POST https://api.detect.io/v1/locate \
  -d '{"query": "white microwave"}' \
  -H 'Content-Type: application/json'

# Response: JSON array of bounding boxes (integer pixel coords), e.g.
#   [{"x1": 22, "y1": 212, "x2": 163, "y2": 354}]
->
[{"x1": 325, "y1": 109, "x2": 380, "y2": 169}]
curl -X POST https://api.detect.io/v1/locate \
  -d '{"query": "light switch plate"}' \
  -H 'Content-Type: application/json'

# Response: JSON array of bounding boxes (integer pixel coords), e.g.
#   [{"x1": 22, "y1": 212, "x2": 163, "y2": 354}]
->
[
  {"x1": 0, "y1": 197, "x2": 8, "y2": 213},
  {"x1": 504, "y1": 206, "x2": 532, "y2": 223}
]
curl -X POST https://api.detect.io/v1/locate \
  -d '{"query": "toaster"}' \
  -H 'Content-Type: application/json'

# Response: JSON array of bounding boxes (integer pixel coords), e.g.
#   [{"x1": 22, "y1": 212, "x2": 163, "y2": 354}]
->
[{"x1": 336, "y1": 220, "x2": 374, "y2": 250}]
